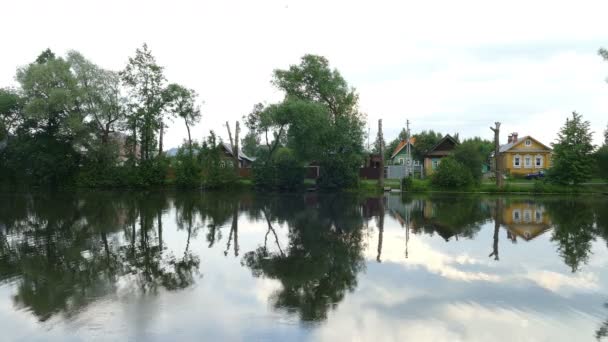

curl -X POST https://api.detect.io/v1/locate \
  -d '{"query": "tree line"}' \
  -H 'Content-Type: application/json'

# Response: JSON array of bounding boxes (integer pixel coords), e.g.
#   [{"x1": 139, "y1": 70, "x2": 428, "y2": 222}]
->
[
  {"x1": 0, "y1": 45, "x2": 202, "y2": 187},
  {"x1": 0, "y1": 46, "x2": 366, "y2": 190},
  {"x1": 1, "y1": 45, "x2": 607, "y2": 189}
]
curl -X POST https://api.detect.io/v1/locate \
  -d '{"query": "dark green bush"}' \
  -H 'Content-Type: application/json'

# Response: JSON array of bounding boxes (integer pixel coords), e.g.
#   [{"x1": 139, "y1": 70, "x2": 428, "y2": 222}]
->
[
  {"x1": 252, "y1": 148, "x2": 304, "y2": 191},
  {"x1": 173, "y1": 145, "x2": 202, "y2": 188},
  {"x1": 401, "y1": 176, "x2": 413, "y2": 191},
  {"x1": 431, "y1": 156, "x2": 474, "y2": 189},
  {"x1": 317, "y1": 155, "x2": 360, "y2": 190}
]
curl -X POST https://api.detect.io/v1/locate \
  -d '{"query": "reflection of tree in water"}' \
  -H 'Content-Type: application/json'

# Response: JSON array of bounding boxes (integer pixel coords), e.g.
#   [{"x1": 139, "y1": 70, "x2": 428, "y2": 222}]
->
[
  {"x1": 119, "y1": 193, "x2": 200, "y2": 293},
  {"x1": 0, "y1": 192, "x2": 200, "y2": 321},
  {"x1": 242, "y1": 194, "x2": 366, "y2": 322},
  {"x1": 401, "y1": 195, "x2": 492, "y2": 241},
  {"x1": 545, "y1": 199, "x2": 596, "y2": 273},
  {"x1": 598, "y1": 302, "x2": 608, "y2": 340}
]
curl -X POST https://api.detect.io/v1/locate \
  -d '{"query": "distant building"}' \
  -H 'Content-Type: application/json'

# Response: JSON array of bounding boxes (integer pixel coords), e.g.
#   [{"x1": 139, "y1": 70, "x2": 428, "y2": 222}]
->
[
  {"x1": 423, "y1": 135, "x2": 459, "y2": 176},
  {"x1": 390, "y1": 137, "x2": 416, "y2": 165},
  {"x1": 220, "y1": 142, "x2": 256, "y2": 168},
  {"x1": 497, "y1": 133, "x2": 552, "y2": 176}
]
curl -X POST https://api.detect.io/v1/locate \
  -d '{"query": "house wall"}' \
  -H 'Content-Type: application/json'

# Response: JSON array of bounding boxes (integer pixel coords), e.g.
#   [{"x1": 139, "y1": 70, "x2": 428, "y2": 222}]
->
[
  {"x1": 500, "y1": 139, "x2": 552, "y2": 175},
  {"x1": 502, "y1": 203, "x2": 551, "y2": 226},
  {"x1": 423, "y1": 156, "x2": 445, "y2": 176}
]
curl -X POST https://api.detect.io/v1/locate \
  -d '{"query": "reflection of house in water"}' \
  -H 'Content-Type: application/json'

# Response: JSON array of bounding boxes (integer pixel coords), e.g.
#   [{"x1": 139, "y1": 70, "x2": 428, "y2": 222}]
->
[
  {"x1": 500, "y1": 201, "x2": 552, "y2": 242},
  {"x1": 387, "y1": 195, "x2": 490, "y2": 242}
]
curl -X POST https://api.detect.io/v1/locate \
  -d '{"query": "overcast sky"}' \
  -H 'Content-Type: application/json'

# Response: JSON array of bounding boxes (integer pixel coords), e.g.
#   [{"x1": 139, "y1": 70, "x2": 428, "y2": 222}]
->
[{"x1": 2, "y1": 0, "x2": 608, "y2": 149}]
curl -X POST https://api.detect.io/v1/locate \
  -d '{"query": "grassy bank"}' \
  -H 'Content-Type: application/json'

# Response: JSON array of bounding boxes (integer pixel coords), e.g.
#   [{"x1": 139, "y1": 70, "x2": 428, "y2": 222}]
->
[{"x1": 359, "y1": 179, "x2": 608, "y2": 195}]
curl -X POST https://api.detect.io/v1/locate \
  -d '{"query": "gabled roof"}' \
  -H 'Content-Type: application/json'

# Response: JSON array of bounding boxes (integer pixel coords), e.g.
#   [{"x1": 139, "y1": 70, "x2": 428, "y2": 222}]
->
[
  {"x1": 425, "y1": 134, "x2": 459, "y2": 157},
  {"x1": 390, "y1": 137, "x2": 416, "y2": 159},
  {"x1": 499, "y1": 135, "x2": 552, "y2": 153},
  {"x1": 221, "y1": 142, "x2": 256, "y2": 162}
]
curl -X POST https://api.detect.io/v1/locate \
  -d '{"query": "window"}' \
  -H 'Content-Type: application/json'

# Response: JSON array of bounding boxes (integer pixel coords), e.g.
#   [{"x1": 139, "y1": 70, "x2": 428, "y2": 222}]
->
[
  {"x1": 525, "y1": 139, "x2": 532, "y2": 146},
  {"x1": 535, "y1": 210, "x2": 542, "y2": 223},
  {"x1": 535, "y1": 155, "x2": 543, "y2": 168},
  {"x1": 513, "y1": 155, "x2": 521, "y2": 168},
  {"x1": 432, "y1": 159, "x2": 440, "y2": 170},
  {"x1": 524, "y1": 210, "x2": 532, "y2": 223},
  {"x1": 513, "y1": 210, "x2": 521, "y2": 222},
  {"x1": 524, "y1": 155, "x2": 532, "y2": 168},
  {"x1": 398, "y1": 158, "x2": 404, "y2": 165}
]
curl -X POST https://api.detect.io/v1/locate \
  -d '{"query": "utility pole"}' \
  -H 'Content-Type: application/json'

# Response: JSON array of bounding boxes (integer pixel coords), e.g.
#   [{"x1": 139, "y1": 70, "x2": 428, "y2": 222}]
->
[
  {"x1": 490, "y1": 122, "x2": 503, "y2": 188},
  {"x1": 405, "y1": 119, "x2": 412, "y2": 177},
  {"x1": 377, "y1": 119, "x2": 384, "y2": 188}
]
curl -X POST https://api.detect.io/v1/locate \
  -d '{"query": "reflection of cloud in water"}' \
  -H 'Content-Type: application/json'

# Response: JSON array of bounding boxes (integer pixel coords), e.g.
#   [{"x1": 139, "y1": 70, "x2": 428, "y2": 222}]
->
[
  {"x1": 525, "y1": 270, "x2": 599, "y2": 295},
  {"x1": 366, "y1": 218, "x2": 500, "y2": 282},
  {"x1": 313, "y1": 272, "x2": 603, "y2": 342}
]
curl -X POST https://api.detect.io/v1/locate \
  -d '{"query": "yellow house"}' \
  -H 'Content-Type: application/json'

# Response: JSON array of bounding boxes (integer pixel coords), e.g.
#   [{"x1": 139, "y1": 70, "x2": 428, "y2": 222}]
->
[
  {"x1": 498, "y1": 133, "x2": 552, "y2": 176},
  {"x1": 500, "y1": 201, "x2": 552, "y2": 241}
]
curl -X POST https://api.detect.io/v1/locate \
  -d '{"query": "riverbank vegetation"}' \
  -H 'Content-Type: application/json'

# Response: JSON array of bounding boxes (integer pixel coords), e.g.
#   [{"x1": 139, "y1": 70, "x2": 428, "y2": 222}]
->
[{"x1": 1, "y1": 46, "x2": 608, "y2": 192}]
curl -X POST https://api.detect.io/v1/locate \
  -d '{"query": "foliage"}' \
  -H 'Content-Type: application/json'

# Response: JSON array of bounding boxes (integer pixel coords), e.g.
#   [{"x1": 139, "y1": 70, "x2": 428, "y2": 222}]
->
[
  {"x1": 431, "y1": 156, "x2": 473, "y2": 188},
  {"x1": 241, "y1": 130, "x2": 261, "y2": 158},
  {"x1": 401, "y1": 176, "x2": 413, "y2": 191},
  {"x1": 548, "y1": 112, "x2": 595, "y2": 185},
  {"x1": 162, "y1": 83, "x2": 201, "y2": 153},
  {"x1": 453, "y1": 138, "x2": 492, "y2": 183},
  {"x1": 272, "y1": 54, "x2": 359, "y2": 118},
  {"x1": 200, "y1": 131, "x2": 237, "y2": 189},
  {"x1": 546, "y1": 199, "x2": 596, "y2": 272},
  {"x1": 252, "y1": 147, "x2": 305, "y2": 191},
  {"x1": 412, "y1": 130, "x2": 443, "y2": 161},
  {"x1": 245, "y1": 55, "x2": 365, "y2": 190},
  {"x1": 596, "y1": 145, "x2": 608, "y2": 181},
  {"x1": 120, "y1": 43, "x2": 166, "y2": 161},
  {"x1": 0, "y1": 88, "x2": 23, "y2": 140},
  {"x1": 173, "y1": 143, "x2": 203, "y2": 187}
]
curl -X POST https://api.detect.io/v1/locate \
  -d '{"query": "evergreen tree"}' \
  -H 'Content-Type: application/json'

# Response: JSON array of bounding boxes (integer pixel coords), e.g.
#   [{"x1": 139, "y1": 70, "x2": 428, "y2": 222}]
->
[{"x1": 549, "y1": 112, "x2": 595, "y2": 185}]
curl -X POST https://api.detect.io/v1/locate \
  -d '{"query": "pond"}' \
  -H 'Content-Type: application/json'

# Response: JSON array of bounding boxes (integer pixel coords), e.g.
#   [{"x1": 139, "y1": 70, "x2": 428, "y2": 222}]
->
[{"x1": 0, "y1": 191, "x2": 608, "y2": 341}]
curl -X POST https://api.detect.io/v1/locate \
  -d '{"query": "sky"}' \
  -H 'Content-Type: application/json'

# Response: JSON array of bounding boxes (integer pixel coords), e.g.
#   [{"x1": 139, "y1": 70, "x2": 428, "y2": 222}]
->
[{"x1": 1, "y1": 0, "x2": 608, "y2": 149}]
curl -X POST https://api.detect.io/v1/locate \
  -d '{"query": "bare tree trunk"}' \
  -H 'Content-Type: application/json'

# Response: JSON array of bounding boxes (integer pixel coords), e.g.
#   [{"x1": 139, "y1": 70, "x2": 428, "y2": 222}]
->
[
  {"x1": 185, "y1": 120, "x2": 192, "y2": 155},
  {"x1": 376, "y1": 197, "x2": 385, "y2": 262},
  {"x1": 225, "y1": 121, "x2": 240, "y2": 176},
  {"x1": 158, "y1": 120, "x2": 164, "y2": 157},
  {"x1": 489, "y1": 198, "x2": 502, "y2": 260},
  {"x1": 132, "y1": 119, "x2": 138, "y2": 164},
  {"x1": 234, "y1": 122, "x2": 240, "y2": 176},
  {"x1": 490, "y1": 122, "x2": 503, "y2": 188},
  {"x1": 377, "y1": 119, "x2": 385, "y2": 188},
  {"x1": 158, "y1": 211, "x2": 163, "y2": 252}
]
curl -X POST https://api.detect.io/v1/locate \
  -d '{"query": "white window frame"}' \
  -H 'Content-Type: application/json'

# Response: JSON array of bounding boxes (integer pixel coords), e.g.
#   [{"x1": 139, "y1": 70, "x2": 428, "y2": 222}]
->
[
  {"x1": 524, "y1": 155, "x2": 532, "y2": 168},
  {"x1": 535, "y1": 210, "x2": 542, "y2": 223},
  {"x1": 535, "y1": 155, "x2": 543, "y2": 169},
  {"x1": 523, "y1": 210, "x2": 532, "y2": 223},
  {"x1": 525, "y1": 139, "x2": 532, "y2": 146},
  {"x1": 513, "y1": 209, "x2": 521, "y2": 223},
  {"x1": 513, "y1": 154, "x2": 521, "y2": 168}
]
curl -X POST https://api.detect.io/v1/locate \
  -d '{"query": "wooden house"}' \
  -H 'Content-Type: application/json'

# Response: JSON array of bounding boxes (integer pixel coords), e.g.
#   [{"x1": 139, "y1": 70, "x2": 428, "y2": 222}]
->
[
  {"x1": 423, "y1": 135, "x2": 459, "y2": 176},
  {"x1": 497, "y1": 133, "x2": 552, "y2": 176},
  {"x1": 390, "y1": 137, "x2": 416, "y2": 165}
]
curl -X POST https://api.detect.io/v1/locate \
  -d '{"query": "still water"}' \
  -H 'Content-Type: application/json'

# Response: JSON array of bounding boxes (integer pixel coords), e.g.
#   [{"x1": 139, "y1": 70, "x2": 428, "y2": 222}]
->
[{"x1": 0, "y1": 191, "x2": 608, "y2": 341}]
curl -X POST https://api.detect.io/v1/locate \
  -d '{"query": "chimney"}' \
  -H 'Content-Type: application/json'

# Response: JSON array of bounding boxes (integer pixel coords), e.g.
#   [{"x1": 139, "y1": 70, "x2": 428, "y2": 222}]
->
[
  {"x1": 512, "y1": 132, "x2": 518, "y2": 142},
  {"x1": 507, "y1": 134, "x2": 513, "y2": 144}
]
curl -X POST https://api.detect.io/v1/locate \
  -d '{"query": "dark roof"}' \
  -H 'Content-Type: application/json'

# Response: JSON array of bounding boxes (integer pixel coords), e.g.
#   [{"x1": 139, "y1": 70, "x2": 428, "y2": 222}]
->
[
  {"x1": 425, "y1": 135, "x2": 458, "y2": 157},
  {"x1": 221, "y1": 142, "x2": 256, "y2": 162}
]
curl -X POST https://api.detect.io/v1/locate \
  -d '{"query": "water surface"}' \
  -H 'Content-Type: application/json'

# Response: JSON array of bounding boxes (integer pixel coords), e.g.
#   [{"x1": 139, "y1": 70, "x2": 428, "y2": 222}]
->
[{"x1": 1, "y1": 191, "x2": 607, "y2": 341}]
